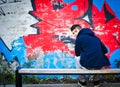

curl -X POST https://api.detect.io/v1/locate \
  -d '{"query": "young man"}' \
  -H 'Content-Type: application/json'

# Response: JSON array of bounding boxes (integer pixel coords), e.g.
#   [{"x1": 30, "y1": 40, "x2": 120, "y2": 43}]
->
[{"x1": 70, "y1": 24, "x2": 110, "y2": 87}]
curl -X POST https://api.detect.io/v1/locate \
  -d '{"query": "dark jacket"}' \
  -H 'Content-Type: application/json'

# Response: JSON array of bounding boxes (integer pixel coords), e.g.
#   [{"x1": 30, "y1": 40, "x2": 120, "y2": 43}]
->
[{"x1": 75, "y1": 28, "x2": 110, "y2": 69}]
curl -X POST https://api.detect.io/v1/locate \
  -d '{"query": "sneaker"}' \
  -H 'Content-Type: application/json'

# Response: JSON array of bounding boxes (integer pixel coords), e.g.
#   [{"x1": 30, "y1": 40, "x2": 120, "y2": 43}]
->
[
  {"x1": 78, "y1": 81, "x2": 87, "y2": 87},
  {"x1": 94, "y1": 81, "x2": 100, "y2": 87}
]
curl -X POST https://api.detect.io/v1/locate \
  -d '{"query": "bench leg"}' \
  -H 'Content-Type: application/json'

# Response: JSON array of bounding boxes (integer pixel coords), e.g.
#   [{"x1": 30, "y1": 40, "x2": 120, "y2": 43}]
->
[{"x1": 16, "y1": 70, "x2": 22, "y2": 87}]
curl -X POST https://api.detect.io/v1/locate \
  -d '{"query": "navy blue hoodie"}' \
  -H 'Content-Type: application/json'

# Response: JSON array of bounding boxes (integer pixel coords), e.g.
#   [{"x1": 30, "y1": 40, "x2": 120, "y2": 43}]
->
[{"x1": 75, "y1": 28, "x2": 110, "y2": 69}]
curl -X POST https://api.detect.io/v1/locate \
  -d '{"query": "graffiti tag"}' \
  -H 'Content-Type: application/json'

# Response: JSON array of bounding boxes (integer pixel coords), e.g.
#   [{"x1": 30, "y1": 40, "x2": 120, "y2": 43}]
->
[{"x1": 0, "y1": 0, "x2": 21, "y2": 5}]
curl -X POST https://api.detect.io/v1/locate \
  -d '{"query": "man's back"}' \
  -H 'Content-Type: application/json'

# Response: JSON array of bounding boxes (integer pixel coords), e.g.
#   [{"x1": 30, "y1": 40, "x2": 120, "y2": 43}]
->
[{"x1": 75, "y1": 28, "x2": 110, "y2": 68}]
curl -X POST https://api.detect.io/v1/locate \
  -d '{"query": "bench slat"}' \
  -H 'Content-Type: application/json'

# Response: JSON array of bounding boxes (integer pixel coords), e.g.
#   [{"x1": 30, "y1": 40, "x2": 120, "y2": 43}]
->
[
  {"x1": 18, "y1": 69, "x2": 120, "y2": 74},
  {"x1": 16, "y1": 68, "x2": 120, "y2": 87}
]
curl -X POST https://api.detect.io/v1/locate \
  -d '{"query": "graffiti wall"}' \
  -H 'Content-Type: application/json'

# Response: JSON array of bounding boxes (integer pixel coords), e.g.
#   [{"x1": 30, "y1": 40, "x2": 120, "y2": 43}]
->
[{"x1": 0, "y1": 0, "x2": 120, "y2": 77}]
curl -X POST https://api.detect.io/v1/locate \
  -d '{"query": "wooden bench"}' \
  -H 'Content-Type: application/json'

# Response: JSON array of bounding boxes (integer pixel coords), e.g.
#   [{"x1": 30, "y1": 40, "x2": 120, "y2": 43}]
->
[{"x1": 15, "y1": 68, "x2": 120, "y2": 87}]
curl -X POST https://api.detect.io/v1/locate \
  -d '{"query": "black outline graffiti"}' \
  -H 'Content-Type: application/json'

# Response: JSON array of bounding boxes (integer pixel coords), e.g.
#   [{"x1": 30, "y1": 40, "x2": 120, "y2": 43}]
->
[
  {"x1": 0, "y1": 7, "x2": 15, "y2": 16},
  {"x1": 0, "y1": 7, "x2": 5, "y2": 16},
  {"x1": 74, "y1": 0, "x2": 94, "y2": 29},
  {"x1": 0, "y1": 0, "x2": 21, "y2": 16},
  {"x1": 0, "y1": 0, "x2": 7, "y2": 5},
  {"x1": 0, "y1": 0, "x2": 21, "y2": 5},
  {"x1": 29, "y1": 0, "x2": 40, "y2": 35},
  {"x1": 9, "y1": 0, "x2": 21, "y2": 3},
  {"x1": 52, "y1": 0, "x2": 64, "y2": 10},
  {"x1": 104, "y1": 3, "x2": 115, "y2": 23}
]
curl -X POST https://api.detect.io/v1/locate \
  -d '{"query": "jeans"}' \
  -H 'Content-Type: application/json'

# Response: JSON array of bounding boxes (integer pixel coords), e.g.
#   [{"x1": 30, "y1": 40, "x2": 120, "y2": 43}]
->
[{"x1": 75, "y1": 56, "x2": 101, "y2": 82}]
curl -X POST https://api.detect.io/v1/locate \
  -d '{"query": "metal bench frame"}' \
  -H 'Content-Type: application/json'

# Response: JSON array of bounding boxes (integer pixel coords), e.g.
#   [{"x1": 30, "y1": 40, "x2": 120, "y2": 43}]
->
[{"x1": 15, "y1": 68, "x2": 120, "y2": 87}]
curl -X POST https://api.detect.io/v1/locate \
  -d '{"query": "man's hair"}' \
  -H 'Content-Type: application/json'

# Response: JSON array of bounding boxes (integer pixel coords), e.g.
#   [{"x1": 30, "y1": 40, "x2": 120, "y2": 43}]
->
[{"x1": 70, "y1": 24, "x2": 82, "y2": 31}]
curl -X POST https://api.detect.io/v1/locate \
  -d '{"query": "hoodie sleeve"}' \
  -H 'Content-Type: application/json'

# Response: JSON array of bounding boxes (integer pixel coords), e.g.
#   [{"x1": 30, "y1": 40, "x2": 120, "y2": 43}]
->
[{"x1": 75, "y1": 38, "x2": 81, "y2": 56}]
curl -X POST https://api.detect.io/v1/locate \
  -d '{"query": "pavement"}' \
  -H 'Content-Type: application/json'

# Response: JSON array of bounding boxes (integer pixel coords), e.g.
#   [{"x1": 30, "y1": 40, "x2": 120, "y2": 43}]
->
[{"x1": 0, "y1": 83, "x2": 120, "y2": 87}]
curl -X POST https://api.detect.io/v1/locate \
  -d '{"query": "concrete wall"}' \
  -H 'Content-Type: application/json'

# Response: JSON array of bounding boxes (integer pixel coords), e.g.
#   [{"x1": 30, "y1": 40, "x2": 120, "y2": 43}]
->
[{"x1": 0, "y1": 0, "x2": 120, "y2": 78}]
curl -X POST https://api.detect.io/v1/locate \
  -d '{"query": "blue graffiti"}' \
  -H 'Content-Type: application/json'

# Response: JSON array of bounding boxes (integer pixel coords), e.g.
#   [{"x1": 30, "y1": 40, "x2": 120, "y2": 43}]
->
[
  {"x1": 93, "y1": 0, "x2": 120, "y2": 20},
  {"x1": 0, "y1": 38, "x2": 14, "y2": 62},
  {"x1": 63, "y1": 0, "x2": 76, "y2": 4},
  {"x1": 29, "y1": 51, "x2": 78, "y2": 78},
  {"x1": 106, "y1": 0, "x2": 120, "y2": 19},
  {"x1": 44, "y1": 51, "x2": 76, "y2": 69},
  {"x1": 0, "y1": 37, "x2": 27, "y2": 67},
  {"x1": 110, "y1": 49, "x2": 120, "y2": 68},
  {"x1": 72, "y1": 5, "x2": 78, "y2": 10},
  {"x1": 28, "y1": 51, "x2": 76, "y2": 69},
  {"x1": 93, "y1": 0, "x2": 104, "y2": 11}
]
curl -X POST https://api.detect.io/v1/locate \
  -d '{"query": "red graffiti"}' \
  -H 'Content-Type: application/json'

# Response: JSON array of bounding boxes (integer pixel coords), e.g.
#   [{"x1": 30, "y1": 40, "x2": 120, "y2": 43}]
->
[{"x1": 24, "y1": 0, "x2": 120, "y2": 59}]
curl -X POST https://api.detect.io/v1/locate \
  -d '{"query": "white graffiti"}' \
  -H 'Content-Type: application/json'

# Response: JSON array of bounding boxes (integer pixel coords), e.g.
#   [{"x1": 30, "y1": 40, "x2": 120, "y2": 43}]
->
[{"x1": 0, "y1": 0, "x2": 37, "y2": 49}]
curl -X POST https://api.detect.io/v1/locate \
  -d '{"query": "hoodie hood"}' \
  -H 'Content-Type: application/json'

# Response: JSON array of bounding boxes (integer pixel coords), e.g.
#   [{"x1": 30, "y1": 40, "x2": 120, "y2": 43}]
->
[{"x1": 77, "y1": 28, "x2": 94, "y2": 37}]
